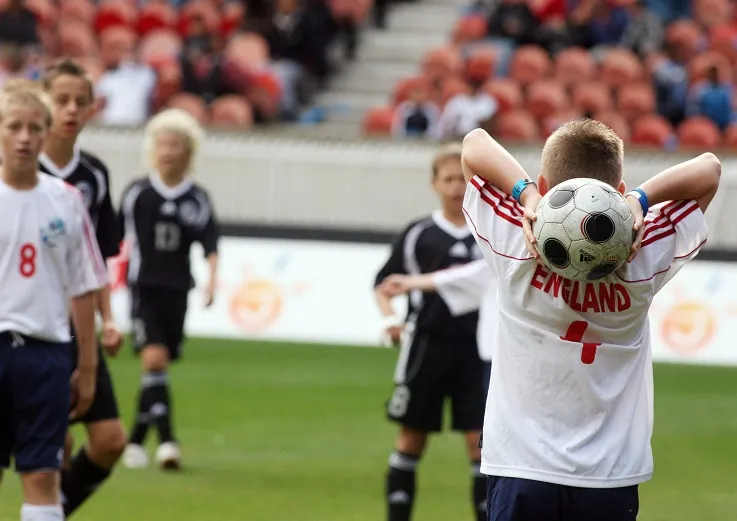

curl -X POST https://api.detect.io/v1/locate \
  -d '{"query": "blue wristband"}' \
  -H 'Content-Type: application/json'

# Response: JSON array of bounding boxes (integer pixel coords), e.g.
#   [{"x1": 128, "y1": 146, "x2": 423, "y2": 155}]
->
[
  {"x1": 629, "y1": 188, "x2": 650, "y2": 215},
  {"x1": 511, "y1": 179, "x2": 536, "y2": 204}
]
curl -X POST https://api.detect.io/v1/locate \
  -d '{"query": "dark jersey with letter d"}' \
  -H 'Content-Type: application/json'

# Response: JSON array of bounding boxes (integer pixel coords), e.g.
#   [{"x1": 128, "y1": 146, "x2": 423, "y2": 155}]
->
[
  {"x1": 118, "y1": 175, "x2": 219, "y2": 291},
  {"x1": 375, "y1": 211, "x2": 481, "y2": 339}
]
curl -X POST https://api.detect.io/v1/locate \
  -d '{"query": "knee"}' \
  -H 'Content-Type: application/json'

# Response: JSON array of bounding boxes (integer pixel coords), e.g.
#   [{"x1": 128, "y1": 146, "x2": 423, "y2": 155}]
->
[
  {"x1": 395, "y1": 427, "x2": 428, "y2": 456},
  {"x1": 20, "y1": 471, "x2": 59, "y2": 504},
  {"x1": 141, "y1": 345, "x2": 169, "y2": 373},
  {"x1": 88, "y1": 423, "x2": 127, "y2": 465}
]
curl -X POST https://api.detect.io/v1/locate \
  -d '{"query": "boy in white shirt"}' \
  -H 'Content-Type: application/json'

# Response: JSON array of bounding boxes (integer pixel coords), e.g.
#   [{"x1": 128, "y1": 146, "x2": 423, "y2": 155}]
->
[{"x1": 461, "y1": 120, "x2": 720, "y2": 521}]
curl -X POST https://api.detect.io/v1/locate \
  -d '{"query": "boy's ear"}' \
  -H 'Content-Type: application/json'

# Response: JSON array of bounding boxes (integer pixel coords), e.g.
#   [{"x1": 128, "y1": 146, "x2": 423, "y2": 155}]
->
[
  {"x1": 537, "y1": 174, "x2": 549, "y2": 196},
  {"x1": 618, "y1": 180, "x2": 626, "y2": 195}
]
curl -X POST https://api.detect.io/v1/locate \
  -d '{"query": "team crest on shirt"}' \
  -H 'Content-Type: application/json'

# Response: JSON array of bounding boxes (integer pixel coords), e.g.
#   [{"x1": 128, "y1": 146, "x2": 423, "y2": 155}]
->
[
  {"x1": 74, "y1": 181, "x2": 93, "y2": 210},
  {"x1": 179, "y1": 201, "x2": 199, "y2": 226},
  {"x1": 40, "y1": 218, "x2": 66, "y2": 247}
]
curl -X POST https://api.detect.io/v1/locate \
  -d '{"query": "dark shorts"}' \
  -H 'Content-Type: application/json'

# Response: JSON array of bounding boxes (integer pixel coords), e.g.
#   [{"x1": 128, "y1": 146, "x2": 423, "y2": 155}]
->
[
  {"x1": 130, "y1": 286, "x2": 188, "y2": 361},
  {"x1": 386, "y1": 331, "x2": 486, "y2": 432},
  {"x1": 68, "y1": 335, "x2": 119, "y2": 425},
  {"x1": 487, "y1": 476, "x2": 639, "y2": 521},
  {"x1": 0, "y1": 333, "x2": 71, "y2": 473}
]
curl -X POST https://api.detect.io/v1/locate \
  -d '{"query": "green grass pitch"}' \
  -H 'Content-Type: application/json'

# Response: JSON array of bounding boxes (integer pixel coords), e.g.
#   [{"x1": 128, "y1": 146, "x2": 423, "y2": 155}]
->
[{"x1": 0, "y1": 339, "x2": 736, "y2": 521}]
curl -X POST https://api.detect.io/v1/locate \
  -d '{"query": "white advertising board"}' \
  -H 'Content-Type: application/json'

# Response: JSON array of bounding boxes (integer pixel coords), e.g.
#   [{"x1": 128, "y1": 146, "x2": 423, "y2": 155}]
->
[{"x1": 108, "y1": 237, "x2": 737, "y2": 366}]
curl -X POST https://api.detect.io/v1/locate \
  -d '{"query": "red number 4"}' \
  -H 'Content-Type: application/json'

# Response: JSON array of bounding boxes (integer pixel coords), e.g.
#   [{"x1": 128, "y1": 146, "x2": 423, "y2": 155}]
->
[
  {"x1": 561, "y1": 321, "x2": 601, "y2": 365},
  {"x1": 19, "y1": 243, "x2": 36, "y2": 278}
]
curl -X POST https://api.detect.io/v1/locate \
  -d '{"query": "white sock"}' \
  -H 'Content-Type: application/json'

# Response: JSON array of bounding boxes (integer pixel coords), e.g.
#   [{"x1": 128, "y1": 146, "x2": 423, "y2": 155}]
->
[{"x1": 20, "y1": 504, "x2": 63, "y2": 521}]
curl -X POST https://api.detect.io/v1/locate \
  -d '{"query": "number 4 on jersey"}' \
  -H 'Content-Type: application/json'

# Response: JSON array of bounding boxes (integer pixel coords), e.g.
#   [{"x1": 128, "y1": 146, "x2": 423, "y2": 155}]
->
[{"x1": 561, "y1": 320, "x2": 601, "y2": 365}]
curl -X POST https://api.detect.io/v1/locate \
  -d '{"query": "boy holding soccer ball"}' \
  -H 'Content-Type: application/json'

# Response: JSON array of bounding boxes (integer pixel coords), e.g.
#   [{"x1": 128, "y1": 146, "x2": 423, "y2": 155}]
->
[{"x1": 461, "y1": 120, "x2": 720, "y2": 521}]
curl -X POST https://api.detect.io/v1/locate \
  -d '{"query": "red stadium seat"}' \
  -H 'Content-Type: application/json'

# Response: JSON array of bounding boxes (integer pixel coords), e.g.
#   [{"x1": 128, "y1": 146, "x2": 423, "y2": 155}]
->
[
  {"x1": 509, "y1": 46, "x2": 552, "y2": 85},
  {"x1": 677, "y1": 117, "x2": 723, "y2": 149},
  {"x1": 542, "y1": 109, "x2": 583, "y2": 139},
  {"x1": 593, "y1": 111, "x2": 631, "y2": 142},
  {"x1": 599, "y1": 49, "x2": 644, "y2": 90},
  {"x1": 58, "y1": 19, "x2": 97, "y2": 57},
  {"x1": 245, "y1": 70, "x2": 282, "y2": 121},
  {"x1": 526, "y1": 80, "x2": 568, "y2": 120},
  {"x1": 166, "y1": 93, "x2": 209, "y2": 125},
  {"x1": 24, "y1": 0, "x2": 56, "y2": 28},
  {"x1": 452, "y1": 14, "x2": 488, "y2": 45},
  {"x1": 464, "y1": 46, "x2": 497, "y2": 83},
  {"x1": 631, "y1": 115, "x2": 674, "y2": 148},
  {"x1": 94, "y1": 0, "x2": 137, "y2": 33},
  {"x1": 571, "y1": 81, "x2": 613, "y2": 115},
  {"x1": 136, "y1": 1, "x2": 176, "y2": 36},
  {"x1": 363, "y1": 106, "x2": 394, "y2": 136},
  {"x1": 178, "y1": 0, "x2": 221, "y2": 36},
  {"x1": 210, "y1": 95, "x2": 254, "y2": 128},
  {"x1": 220, "y1": 1, "x2": 245, "y2": 37},
  {"x1": 421, "y1": 47, "x2": 463, "y2": 83},
  {"x1": 59, "y1": 0, "x2": 94, "y2": 24},
  {"x1": 723, "y1": 123, "x2": 737, "y2": 148},
  {"x1": 483, "y1": 78, "x2": 523, "y2": 112},
  {"x1": 138, "y1": 29, "x2": 183, "y2": 70},
  {"x1": 688, "y1": 51, "x2": 731, "y2": 84},
  {"x1": 554, "y1": 47, "x2": 596, "y2": 86},
  {"x1": 708, "y1": 23, "x2": 737, "y2": 59},
  {"x1": 223, "y1": 33, "x2": 270, "y2": 71},
  {"x1": 152, "y1": 59, "x2": 182, "y2": 110},
  {"x1": 495, "y1": 109, "x2": 539, "y2": 141},
  {"x1": 694, "y1": 0, "x2": 730, "y2": 29},
  {"x1": 616, "y1": 83, "x2": 656, "y2": 123}
]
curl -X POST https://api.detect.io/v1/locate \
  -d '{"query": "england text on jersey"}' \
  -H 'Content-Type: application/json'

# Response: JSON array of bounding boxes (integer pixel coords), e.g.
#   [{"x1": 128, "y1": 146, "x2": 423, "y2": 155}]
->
[{"x1": 530, "y1": 265, "x2": 631, "y2": 313}]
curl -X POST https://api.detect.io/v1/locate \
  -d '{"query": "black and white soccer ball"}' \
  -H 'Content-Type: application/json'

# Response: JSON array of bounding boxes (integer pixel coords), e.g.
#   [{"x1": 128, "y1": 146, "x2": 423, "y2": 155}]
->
[{"x1": 532, "y1": 178, "x2": 634, "y2": 282}]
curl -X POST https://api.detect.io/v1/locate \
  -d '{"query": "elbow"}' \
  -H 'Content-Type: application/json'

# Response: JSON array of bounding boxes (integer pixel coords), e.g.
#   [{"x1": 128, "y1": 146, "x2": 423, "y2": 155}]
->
[
  {"x1": 701, "y1": 152, "x2": 722, "y2": 187},
  {"x1": 463, "y1": 128, "x2": 488, "y2": 147}
]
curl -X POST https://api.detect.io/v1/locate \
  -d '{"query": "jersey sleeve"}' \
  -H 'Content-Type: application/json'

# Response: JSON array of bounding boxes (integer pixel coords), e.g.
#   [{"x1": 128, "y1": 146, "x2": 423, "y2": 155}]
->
[
  {"x1": 95, "y1": 166, "x2": 121, "y2": 259},
  {"x1": 462, "y1": 175, "x2": 534, "y2": 278},
  {"x1": 374, "y1": 227, "x2": 411, "y2": 287},
  {"x1": 67, "y1": 187, "x2": 109, "y2": 297},
  {"x1": 433, "y1": 259, "x2": 493, "y2": 316},
  {"x1": 620, "y1": 199, "x2": 708, "y2": 293},
  {"x1": 195, "y1": 189, "x2": 219, "y2": 255}
]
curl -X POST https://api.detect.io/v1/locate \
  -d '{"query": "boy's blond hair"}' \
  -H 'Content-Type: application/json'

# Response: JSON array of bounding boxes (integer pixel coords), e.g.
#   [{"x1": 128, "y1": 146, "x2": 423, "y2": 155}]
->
[
  {"x1": 432, "y1": 142, "x2": 463, "y2": 178},
  {"x1": 0, "y1": 85, "x2": 53, "y2": 128},
  {"x1": 541, "y1": 119, "x2": 624, "y2": 189},
  {"x1": 144, "y1": 108, "x2": 204, "y2": 172}
]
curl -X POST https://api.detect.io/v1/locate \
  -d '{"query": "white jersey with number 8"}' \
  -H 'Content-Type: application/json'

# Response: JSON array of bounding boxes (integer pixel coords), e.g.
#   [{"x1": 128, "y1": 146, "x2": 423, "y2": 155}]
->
[
  {"x1": 463, "y1": 175, "x2": 708, "y2": 488},
  {"x1": 0, "y1": 173, "x2": 108, "y2": 343}
]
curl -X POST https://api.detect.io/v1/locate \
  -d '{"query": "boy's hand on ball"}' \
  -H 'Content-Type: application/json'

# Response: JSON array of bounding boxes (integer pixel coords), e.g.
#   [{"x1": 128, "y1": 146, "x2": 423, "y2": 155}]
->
[
  {"x1": 625, "y1": 194, "x2": 645, "y2": 263},
  {"x1": 520, "y1": 188, "x2": 542, "y2": 259}
]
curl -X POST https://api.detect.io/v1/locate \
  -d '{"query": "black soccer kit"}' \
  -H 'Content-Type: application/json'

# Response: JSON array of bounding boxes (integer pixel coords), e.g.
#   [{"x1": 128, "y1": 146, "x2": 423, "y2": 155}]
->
[
  {"x1": 39, "y1": 148, "x2": 121, "y2": 425},
  {"x1": 118, "y1": 174, "x2": 219, "y2": 360},
  {"x1": 375, "y1": 211, "x2": 486, "y2": 432}
]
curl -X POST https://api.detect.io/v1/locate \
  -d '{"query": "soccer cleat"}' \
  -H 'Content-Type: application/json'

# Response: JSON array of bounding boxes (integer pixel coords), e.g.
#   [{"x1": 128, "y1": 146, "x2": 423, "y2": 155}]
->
[
  {"x1": 155, "y1": 442, "x2": 181, "y2": 471},
  {"x1": 121, "y1": 444, "x2": 149, "y2": 469}
]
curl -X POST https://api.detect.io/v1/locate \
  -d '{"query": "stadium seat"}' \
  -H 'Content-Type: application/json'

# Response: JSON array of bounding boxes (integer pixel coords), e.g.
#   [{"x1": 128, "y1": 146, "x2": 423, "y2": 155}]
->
[
  {"x1": 421, "y1": 47, "x2": 463, "y2": 83},
  {"x1": 708, "y1": 23, "x2": 737, "y2": 59},
  {"x1": 593, "y1": 111, "x2": 631, "y2": 141},
  {"x1": 152, "y1": 59, "x2": 182, "y2": 110},
  {"x1": 166, "y1": 93, "x2": 209, "y2": 125},
  {"x1": 178, "y1": 0, "x2": 221, "y2": 35},
  {"x1": 464, "y1": 46, "x2": 497, "y2": 83},
  {"x1": 94, "y1": 0, "x2": 137, "y2": 33},
  {"x1": 542, "y1": 109, "x2": 583, "y2": 139},
  {"x1": 136, "y1": 1, "x2": 177, "y2": 36},
  {"x1": 694, "y1": 0, "x2": 730, "y2": 29},
  {"x1": 210, "y1": 95, "x2": 254, "y2": 129},
  {"x1": 452, "y1": 14, "x2": 488, "y2": 45},
  {"x1": 509, "y1": 46, "x2": 552, "y2": 86},
  {"x1": 571, "y1": 81, "x2": 613, "y2": 115},
  {"x1": 24, "y1": 0, "x2": 56, "y2": 28},
  {"x1": 138, "y1": 29, "x2": 183, "y2": 70},
  {"x1": 363, "y1": 106, "x2": 394, "y2": 136},
  {"x1": 526, "y1": 80, "x2": 568, "y2": 120},
  {"x1": 723, "y1": 123, "x2": 737, "y2": 148},
  {"x1": 392, "y1": 76, "x2": 427, "y2": 105},
  {"x1": 631, "y1": 114, "x2": 674, "y2": 148},
  {"x1": 688, "y1": 51, "x2": 731, "y2": 84},
  {"x1": 495, "y1": 109, "x2": 539, "y2": 141},
  {"x1": 59, "y1": 0, "x2": 95, "y2": 25},
  {"x1": 554, "y1": 47, "x2": 596, "y2": 86},
  {"x1": 677, "y1": 117, "x2": 723, "y2": 148},
  {"x1": 58, "y1": 19, "x2": 97, "y2": 57},
  {"x1": 616, "y1": 83, "x2": 656, "y2": 123},
  {"x1": 220, "y1": 1, "x2": 245, "y2": 37},
  {"x1": 246, "y1": 70, "x2": 283, "y2": 121},
  {"x1": 599, "y1": 49, "x2": 644, "y2": 90},
  {"x1": 223, "y1": 33, "x2": 270, "y2": 71},
  {"x1": 483, "y1": 78, "x2": 523, "y2": 112}
]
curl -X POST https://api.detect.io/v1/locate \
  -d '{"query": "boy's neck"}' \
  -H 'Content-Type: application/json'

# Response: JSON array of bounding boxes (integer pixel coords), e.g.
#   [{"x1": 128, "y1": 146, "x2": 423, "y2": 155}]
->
[
  {"x1": 43, "y1": 135, "x2": 77, "y2": 169},
  {"x1": 442, "y1": 208, "x2": 466, "y2": 227},
  {"x1": 1, "y1": 165, "x2": 38, "y2": 190}
]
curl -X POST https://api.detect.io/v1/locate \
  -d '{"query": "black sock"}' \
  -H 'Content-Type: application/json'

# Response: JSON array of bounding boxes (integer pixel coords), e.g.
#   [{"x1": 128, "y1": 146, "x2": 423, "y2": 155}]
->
[
  {"x1": 471, "y1": 460, "x2": 486, "y2": 521},
  {"x1": 148, "y1": 371, "x2": 175, "y2": 444},
  {"x1": 129, "y1": 372, "x2": 161, "y2": 445},
  {"x1": 61, "y1": 448, "x2": 111, "y2": 517},
  {"x1": 386, "y1": 451, "x2": 419, "y2": 521}
]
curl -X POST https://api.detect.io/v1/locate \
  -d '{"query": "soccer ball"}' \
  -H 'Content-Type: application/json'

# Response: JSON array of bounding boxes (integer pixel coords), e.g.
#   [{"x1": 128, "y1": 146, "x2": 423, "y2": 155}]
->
[{"x1": 532, "y1": 178, "x2": 634, "y2": 282}]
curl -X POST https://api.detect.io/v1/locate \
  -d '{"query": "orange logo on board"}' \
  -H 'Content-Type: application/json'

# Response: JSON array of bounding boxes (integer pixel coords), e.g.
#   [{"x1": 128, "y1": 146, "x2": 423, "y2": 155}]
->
[
  {"x1": 229, "y1": 279, "x2": 284, "y2": 333},
  {"x1": 661, "y1": 300, "x2": 716, "y2": 355}
]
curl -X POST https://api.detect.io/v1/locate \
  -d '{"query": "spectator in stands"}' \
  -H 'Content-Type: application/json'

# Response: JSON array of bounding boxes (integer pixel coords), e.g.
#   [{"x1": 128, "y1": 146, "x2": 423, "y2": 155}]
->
[
  {"x1": 391, "y1": 83, "x2": 440, "y2": 139},
  {"x1": 687, "y1": 66, "x2": 733, "y2": 130},
  {"x1": 646, "y1": 0, "x2": 690, "y2": 23},
  {"x1": 436, "y1": 79, "x2": 498, "y2": 140},
  {"x1": 0, "y1": 46, "x2": 36, "y2": 88},
  {"x1": 588, "y1": 1, "x2": 630, "y2": 50},
  {"x1": 487, "y1": 0, "x2": 539, "y2": 46},
  {"x1": 0, "y1": 0, "x2": 38, "y2": 48},
  {"x1": 620, "y1": 0, "x2": 663, "y2": 58},
  {"x1": 180, "y1": 16, "x2": 233, "y2": 105},
  {"x1": 96, "y1": 38, "x2": 157, "y2": 126},
  {"x1": 651, "y1": 42, "x2": 688, "y2": 126}
]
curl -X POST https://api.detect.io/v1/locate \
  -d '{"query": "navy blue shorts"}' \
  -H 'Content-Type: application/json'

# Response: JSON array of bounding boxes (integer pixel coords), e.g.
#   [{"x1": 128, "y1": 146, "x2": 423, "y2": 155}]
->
[
  {"x1": 487, "y1": 476, "x2": 639, "y2": 521},
  {"x1": 0, "y1": 333, "x2": 71, "y2": 473}
]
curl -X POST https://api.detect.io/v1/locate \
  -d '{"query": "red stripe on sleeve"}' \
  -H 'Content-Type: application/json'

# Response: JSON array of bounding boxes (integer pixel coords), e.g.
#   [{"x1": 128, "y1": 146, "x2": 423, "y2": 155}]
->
[
  {"x1": 470, "y1": 177, "x2": 523, "y2": 228},
  {"x1": 463, "y1": 208, "x2": 534, "y2": 261}
]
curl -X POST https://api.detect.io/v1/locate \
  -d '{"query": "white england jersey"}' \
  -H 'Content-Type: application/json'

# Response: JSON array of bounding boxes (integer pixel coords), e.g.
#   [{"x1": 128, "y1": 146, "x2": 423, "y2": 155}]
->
[
  {"x1": 433, "y1": 259, "x2": 498, "y2": 361},
  {"x1": 464, "y1": 175, "x2": 708, "y2": 488},
  {"x1": 0, "y1": 173, "x2": 108, "y2": 343}
]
